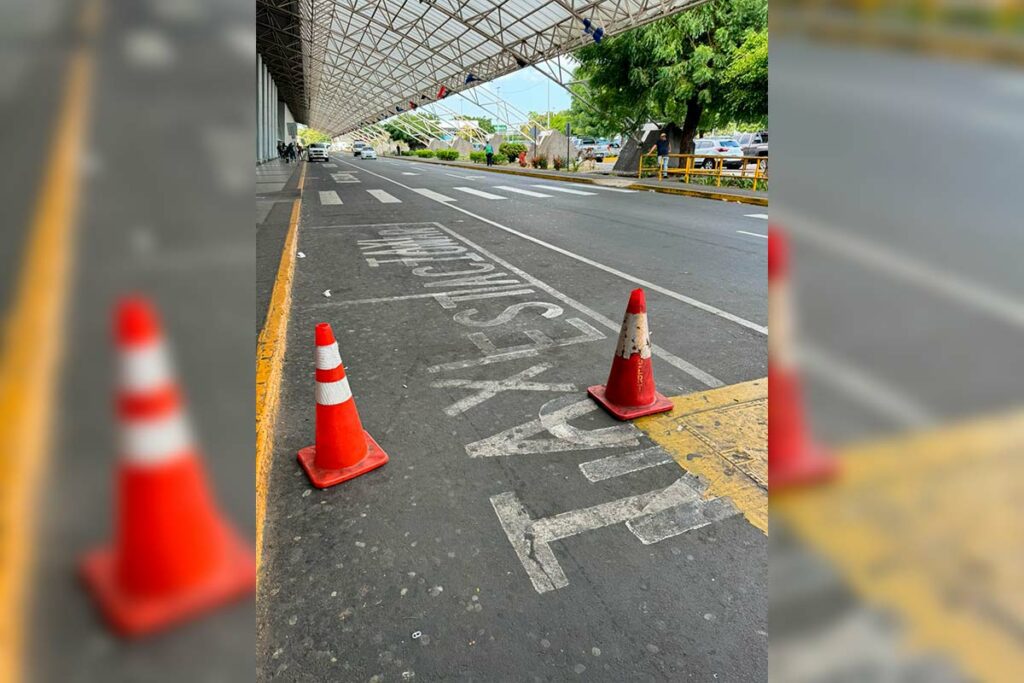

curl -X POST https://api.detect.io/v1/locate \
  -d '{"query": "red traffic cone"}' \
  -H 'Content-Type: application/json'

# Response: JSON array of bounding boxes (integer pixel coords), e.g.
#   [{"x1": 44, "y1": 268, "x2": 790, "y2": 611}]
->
[
  {"x1": 768, "y1": 226, "x2": 837, "y2": 489},
  {"x1": 80, "y1": 296, "x2": 255, "y2": 636},
  {"x1": 297, "y1": 323, "x2": 389, "y2": 488},
  {"x1": 588, "y1": 288, "x2": 673, "y2": 420}
]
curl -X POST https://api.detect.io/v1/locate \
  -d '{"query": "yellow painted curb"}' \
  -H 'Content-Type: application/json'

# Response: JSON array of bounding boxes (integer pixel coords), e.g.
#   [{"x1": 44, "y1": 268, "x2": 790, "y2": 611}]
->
[
  {"x1": 0, "y1": 0, "x2": 98, "y2": 678},
  {"x1": 255, "y1": 162, "x2": 305, "y2": 572},
  {"x1": 636, "y1": 378, "x2": 768, "y2": 534},
  {"x1": 775, "y1": 408, "x2": 1024, "y2": 681}
]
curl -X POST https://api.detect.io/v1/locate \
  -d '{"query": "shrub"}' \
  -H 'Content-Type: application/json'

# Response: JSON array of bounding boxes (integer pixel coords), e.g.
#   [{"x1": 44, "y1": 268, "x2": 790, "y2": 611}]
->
[
  {"x1": 499, "y1": 142, "x2": 527, "y2": 163},
  {"x1": 552, "y1": 156, "x2": 564, "y2": 171},
  {"x1": 400, "y1": 149, "x2": 415, "y2": 156},
  {"x1": 469, "y1": 151, "x2": 487, "y2": 164},
  {"x1": 531, "y1": 155, "x2": 548, "y2": 170},
  {"x1": 434, "y1": 148, "x2": 459, "y2": 161},
  {"x1": 414, "y1": 149, "x2": 435, "y2": 158}
]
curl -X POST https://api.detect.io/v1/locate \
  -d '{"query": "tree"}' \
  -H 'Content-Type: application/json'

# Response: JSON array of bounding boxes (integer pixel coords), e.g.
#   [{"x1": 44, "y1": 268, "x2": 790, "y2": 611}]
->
[
  {"x1": 570, "y1": 0, "x2": 767, "y2": 151},
  {"x1": 298, "y1": 127, "x2": 331, "y2": 146}
]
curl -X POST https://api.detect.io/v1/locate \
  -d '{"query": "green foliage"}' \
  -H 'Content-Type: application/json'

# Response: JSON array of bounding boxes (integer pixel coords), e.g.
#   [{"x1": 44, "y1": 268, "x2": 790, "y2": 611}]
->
[
  {"x1": 570, "y1": 0, "x2": 767, "y2": 139},
  {"x1": 531, "y1": 155, "x2": 548, "y2": 170},
  {"x1": 434, "y1": 149, "x2": 459, "y2": 161},
  {"x1": 469, "y1": 151, "x2": 487, "y2": 164},
  {"x1": 414, "y1": 149, "x2": 435, "y2": 158},
  {"x1": 454, "y1": 116, "x2": 495, "y2": 134},
  {"x1": 552, "y1": 156, "x2": 565, "y2": 171},
  {"x1": 499, "y1": 142, "x2": 527, "y2": 163},
  {"x1": 400, "y1": 149, "x2": 415, "y2": 156},
  {"x1": 298, "y1": 128, "x2": 331, "y2": 146}
]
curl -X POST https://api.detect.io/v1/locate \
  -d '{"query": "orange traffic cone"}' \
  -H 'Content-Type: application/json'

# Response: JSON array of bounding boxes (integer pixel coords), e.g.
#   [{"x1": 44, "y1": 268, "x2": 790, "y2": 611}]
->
[
  {"x1": 297, "y1": 323, "x2": 389, "y2": 488},
  {"x1": 80, "y1": 296, "x2": 255, "y2": 636},
  {"x1": 768, "y1": 226, "x2": 837, "y2": 489},
  {"x1": 588, "y1": 288, "x2": 673, "y2": 420}
]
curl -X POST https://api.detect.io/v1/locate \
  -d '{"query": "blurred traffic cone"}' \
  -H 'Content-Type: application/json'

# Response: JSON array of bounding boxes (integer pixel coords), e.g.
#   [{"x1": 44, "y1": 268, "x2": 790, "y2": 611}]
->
[
  {"x1": 297, "y1": 323, "x2": 389, "y2": 488},
  {"x1": 588, "y1": 288, "x2": 673, "y2": 420},
  {"x1": 768, "y1": 226, "x2": 837, "y2": 489},
  {"x1": 80, "y1": 296, "x2": 255, "y2": 636}
]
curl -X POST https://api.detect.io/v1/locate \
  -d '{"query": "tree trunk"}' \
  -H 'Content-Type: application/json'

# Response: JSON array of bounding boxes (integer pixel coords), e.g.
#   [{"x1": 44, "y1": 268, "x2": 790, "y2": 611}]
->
[{"x1": 679, "y1": 98, "x2": 703, "y2": 155}]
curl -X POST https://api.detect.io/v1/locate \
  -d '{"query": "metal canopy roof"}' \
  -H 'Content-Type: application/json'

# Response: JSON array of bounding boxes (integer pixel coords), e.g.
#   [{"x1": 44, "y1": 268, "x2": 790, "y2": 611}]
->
[{"x1": 257, "y1": 0, "x2": 706, "y2": 136}]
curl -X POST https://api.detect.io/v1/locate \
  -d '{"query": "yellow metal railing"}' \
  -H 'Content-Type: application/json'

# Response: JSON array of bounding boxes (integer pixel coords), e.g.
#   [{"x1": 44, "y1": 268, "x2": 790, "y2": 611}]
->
[{"x1": 638, "y1": 153, "x2": 769, "y2": 191}]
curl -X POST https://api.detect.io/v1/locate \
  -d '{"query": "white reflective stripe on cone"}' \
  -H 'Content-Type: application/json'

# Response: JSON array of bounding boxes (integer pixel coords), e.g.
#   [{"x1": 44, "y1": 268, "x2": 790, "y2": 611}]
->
[
  {"x1": 121, "y1": 412, "x2": 193, "y2": 466},
  {"x1": 316, "y1": 377, "x2": 353, "y2": 406},
  {"x1": 614, "y1": 312, "x2": 653, "y2": 359},
  {"x1": 119, "y1": 341, "x2": 173, "y2": 392},
  {"x1": 315, "y1": 342, "x2": 342, "y2": 370}
]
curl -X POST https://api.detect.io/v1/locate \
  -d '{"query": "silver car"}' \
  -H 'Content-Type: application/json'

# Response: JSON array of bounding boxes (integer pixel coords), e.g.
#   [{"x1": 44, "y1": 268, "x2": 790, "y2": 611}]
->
[{"x1": 692, "y1": 138, "x2": 744, "y2": 169}]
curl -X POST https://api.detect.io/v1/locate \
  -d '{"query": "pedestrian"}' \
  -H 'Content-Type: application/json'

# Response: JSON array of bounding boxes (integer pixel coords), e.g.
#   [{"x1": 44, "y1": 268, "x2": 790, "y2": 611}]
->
[
  {"x1": 287, "y1": 141, "x2": 296, "y2": 163},
  {"x1": 647, "y1": 132, "x2": 670, "y2": 177},
  {"x1": 484, "y1": 141, "x2": 494, "y2": 167},
  {"x1": 277, "y1": 140, "x2": 286, "y2": 161},
  {"x1": 396, "y1": 145, "x2": 401, "y2": 156},
  {"x1": 296, "y1": 143, "x2": 304, "y2": 160}
]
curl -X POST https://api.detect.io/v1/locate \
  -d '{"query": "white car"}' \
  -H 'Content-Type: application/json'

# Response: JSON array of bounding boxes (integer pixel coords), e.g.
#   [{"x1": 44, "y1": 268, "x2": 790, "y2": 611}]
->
[
  {"x1": 307, "y1": 143, "x2": 329, "y2": 162},
  {"x1": 360, "y1": 147, "x2": 377, "y2": 159},
  {"x1": 692, "y1": 138, "x2": 744, "y2": 169}
]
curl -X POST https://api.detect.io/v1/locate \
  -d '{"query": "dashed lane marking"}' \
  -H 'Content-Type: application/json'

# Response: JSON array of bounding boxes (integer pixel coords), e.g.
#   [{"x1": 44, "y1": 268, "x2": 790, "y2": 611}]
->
[
  {"x1": 452, "y1": 186, "x2": 505, "y2": 200},
  {"x1": 744, "y1": 213, "x2": 768, "y2": 219},
  {"x1": 587, "y1": 185, "x2": 638, "y2": 193},
  {"x1": 367, "y1": 189, "x2": 401, "y2": 204},
  {"x1": 410, "y1": 188, "x2": 456, "y2": 202},
  {"x1": 636, "y1": 378, "x2": 768, "y2": 534},
  {"x1": 529, "y1": 184, "x2": 597, "y2": 196},
  {"x1": 493, "y1": 185, "x2": 552, "y2": 198},
  {"x1": 319, "y1": 190, "x2": 342, "y2": 205},
  {"x1": 401, "y1": 172, "x2": 420, "y2": 176},
  {"x1": 737, "y1": 230, "x2": 767, "y2": 239}
]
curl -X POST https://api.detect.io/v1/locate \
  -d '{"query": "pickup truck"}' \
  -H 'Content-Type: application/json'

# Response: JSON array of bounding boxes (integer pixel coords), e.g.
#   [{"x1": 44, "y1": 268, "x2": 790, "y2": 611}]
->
[{"x1": 736, "y1": 131, "x2": 768, "y2": 168}]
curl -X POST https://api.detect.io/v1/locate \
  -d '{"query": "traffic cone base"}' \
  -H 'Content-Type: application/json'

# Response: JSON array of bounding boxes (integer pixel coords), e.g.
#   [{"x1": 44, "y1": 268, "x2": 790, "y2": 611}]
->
[
  {"x1": 80, "y1": 522, "x2": 255, "y2": 637},
  {"x1": 297, "y1": 430, "x2": 389, "y2": 489},
  {"x1": 769, "y1": 445, "x2": 837, "y2": 490},
  {"x1": 587, "y1": 384, "x2": 673, "y2": 421}
]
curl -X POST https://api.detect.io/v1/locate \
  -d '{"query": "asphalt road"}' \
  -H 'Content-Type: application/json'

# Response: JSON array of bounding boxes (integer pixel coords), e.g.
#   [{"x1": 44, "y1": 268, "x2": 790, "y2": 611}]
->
[
  {"x1": 18, "y1": 0, "x2": 256, "y2": 680},
  {"x1": 771, "y1": 37, "x2": 1024, "y2": 682},
  {"x1": 257, "y1": 157, "x2": 768, "y2": 680}
]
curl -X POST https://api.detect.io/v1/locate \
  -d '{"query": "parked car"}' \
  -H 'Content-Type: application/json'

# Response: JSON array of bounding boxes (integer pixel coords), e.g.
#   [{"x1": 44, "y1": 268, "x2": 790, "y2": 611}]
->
[
  {"x1": 352, "y1": 141, "x2": 368, "y2": 157},
  {"x1": 360, "y1": 147, "x2": 377, "y2": 159},
  {"x1": 692, "y1": 138, "x2": 744, "y2": 169},
  {"x1": 306, "y1": 143, "x2": 330, "y2": 162},
  {"x1": 736, "y1": 131, "x2": 768, "y2": 168},
  {"x1": 576, "y1": 137, "x2": 605, "y2": 162}
]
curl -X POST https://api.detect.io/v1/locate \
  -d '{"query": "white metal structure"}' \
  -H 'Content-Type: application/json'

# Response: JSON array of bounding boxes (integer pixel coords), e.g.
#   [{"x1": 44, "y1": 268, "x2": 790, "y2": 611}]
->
[{"x1": 257, "y1": 0, "x2": 709, "y2": 136}]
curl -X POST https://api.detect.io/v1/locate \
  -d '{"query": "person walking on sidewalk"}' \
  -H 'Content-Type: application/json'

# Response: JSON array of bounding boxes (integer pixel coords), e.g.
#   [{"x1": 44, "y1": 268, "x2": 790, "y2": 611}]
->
[
  {"x1": 647, "y1": 132, "x2": 670, "y2": 178},
  {"x1": 277, "y1": 140, "x2": 287, "y2": 162},
  {"x1": 484, "y1": 141, "x2": 494, "y2": 167}
]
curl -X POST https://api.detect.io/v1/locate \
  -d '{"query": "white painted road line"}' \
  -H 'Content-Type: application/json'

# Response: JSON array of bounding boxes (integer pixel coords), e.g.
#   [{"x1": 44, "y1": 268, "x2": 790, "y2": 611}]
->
[
  {"x1": 319, "y1": 190, "x2": 342, "y2": 205},
  {"x1": 445, "y1": 173, "x2": 472, "y2": 180},
  {"x1": 579, "y1": 447, "x2": 674, "y2": 482},
  {"x1": 401, "y1": 172, "x2": 420, "y2": 176},
  {"x1": 453, "y1": 186, "x2": 506, "y2": 200},
  {"x1": 494, "y1": 185, "x2": 552, "y2": 198},
  {"x1": 737, "y1": 230, "x2": 767, "y2": 239},
  {"x1": 367, "y1": 189, "x2": 401, "y2": 204},
  {"x1": 410, "y1": 188, "x2": 456, "y2": 202},
  {"x1": 776, "y1": 205, "x2": 1024, "y2": 332},
  {"x1": 529, "y1": 184, "x2": 597, "y2": 196},
  {"x1": 745, "y1": 213, "x2": 768, "y2": 220}
]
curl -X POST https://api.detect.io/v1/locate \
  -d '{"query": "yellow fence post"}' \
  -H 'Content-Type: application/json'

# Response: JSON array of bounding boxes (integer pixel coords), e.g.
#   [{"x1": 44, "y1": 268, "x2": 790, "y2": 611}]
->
[
  {"x1": 716, "y1": 158, "x2": 722, "y2": 187},
  {"x1": 685, "y1": 155, "x2": 691, "y2": 184}
]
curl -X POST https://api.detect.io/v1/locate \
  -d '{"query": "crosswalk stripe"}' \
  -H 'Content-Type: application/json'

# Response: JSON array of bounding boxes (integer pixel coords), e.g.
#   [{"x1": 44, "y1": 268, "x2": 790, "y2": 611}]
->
[
  {"x1": 529, "y1": 184, "x2": 597, "y2": 196},
  {"x1": 401, "y1": 172, "x2": 420, "y2": 176},
  {"x1": 453, "y1": 186, "x2": 506, "y2": 200},
  {"x1": 745, "y1": 213, "x2": 769, "y2": 220},
  {"x1": 494, "y1": 185, "x2": 552, "y2": 198},
  {"x1": 367, "y1": 189, "x2": 402, "y2": 204},
  {"x1": 319, "y1": 190, "x2": 342, "y2": 205},
  {"x1": 411, "y1": 188, "x2": 456, "y2": 202}
]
